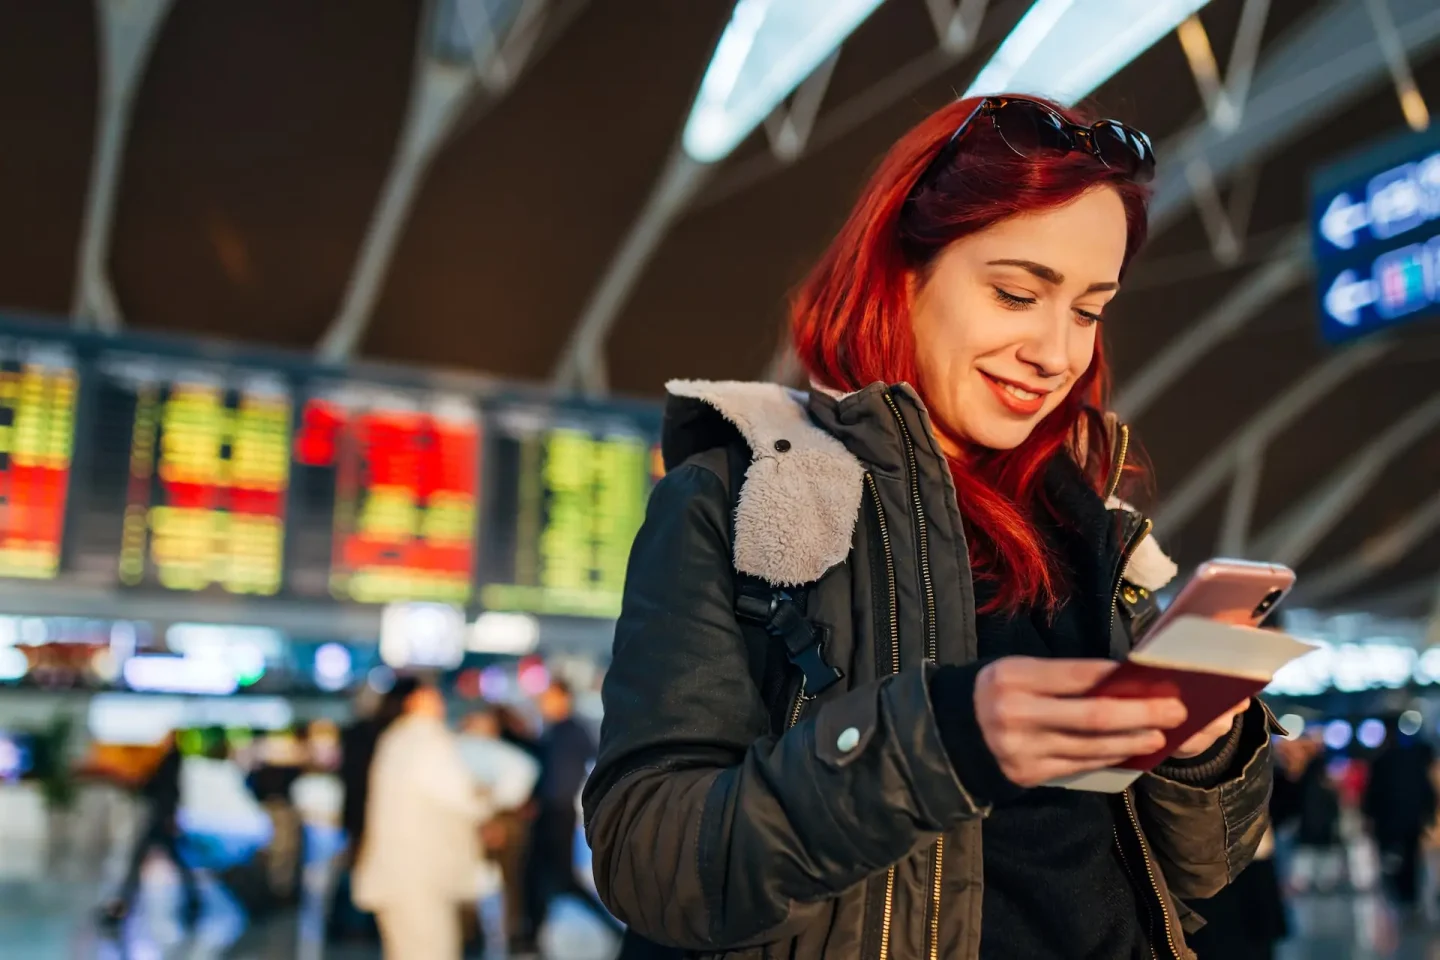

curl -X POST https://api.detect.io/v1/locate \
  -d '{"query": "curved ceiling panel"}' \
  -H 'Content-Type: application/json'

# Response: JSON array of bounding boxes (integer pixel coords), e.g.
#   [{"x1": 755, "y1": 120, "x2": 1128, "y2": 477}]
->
[
  {"x1": 110, "y1": 0, "x2": 417, "y2": 346},
  {"x1": 0, "y1": 0, "x2": 98, "y2": 316},
  {"x1": 362, "y1": 0, "x2": 733, "y2": 378}
]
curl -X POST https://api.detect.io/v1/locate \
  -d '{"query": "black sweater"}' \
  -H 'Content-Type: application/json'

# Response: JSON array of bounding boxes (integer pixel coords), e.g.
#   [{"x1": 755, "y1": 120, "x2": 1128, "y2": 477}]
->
[{"x1": 928, "y1": 463, "x2": 1242, "y2": 958}]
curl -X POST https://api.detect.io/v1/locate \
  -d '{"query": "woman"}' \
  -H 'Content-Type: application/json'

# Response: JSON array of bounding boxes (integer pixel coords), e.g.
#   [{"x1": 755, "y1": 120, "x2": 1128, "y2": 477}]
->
[
  {"x1": 583, "y1": 95, "x2": 1278, "y2": 960},
  {"x1": 353, "y1": 678, "x2": 484, "y2": 960}
]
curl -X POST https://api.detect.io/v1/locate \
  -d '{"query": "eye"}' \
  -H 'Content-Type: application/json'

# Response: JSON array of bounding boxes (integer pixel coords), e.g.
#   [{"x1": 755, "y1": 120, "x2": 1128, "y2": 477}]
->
[
  {"x1": 1074, "y1": 308, "x2": 1103, "y2": 326},
  {"x1": 993, "y1": 286, "x2": 1035, "y2": 310}
]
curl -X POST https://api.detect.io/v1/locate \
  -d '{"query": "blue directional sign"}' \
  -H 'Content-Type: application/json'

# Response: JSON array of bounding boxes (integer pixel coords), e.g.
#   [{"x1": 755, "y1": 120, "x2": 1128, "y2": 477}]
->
[{"x1": 1310, "y1": 126, "x2": 1440, "y2": 342}]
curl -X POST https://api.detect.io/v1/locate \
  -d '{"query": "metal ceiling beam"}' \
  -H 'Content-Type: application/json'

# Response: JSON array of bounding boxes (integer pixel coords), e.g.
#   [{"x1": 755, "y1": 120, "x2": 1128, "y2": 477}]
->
[
  {"x1": 1366, "y1": 0, "x2": 1432, "y2": 131},
  {"x1": 1294, "y1": 487, "x2": 1440, "y2": 607},
  {"x1": 553, "y1": 0, "x2": 966, "y2": 395},
  {"x1": 1216, "y1": 442, "x2": 1263, "y2": 556},
  {"x1": 1428, "y1": 577, "x2": 1440, "y2": 647},
  {"x1": 549, "y1": 151, "x2": 712, "y2": 394},
  {"x1": 1150, "y1": 0, "x2": 1440, "y2": 230},
  {"x1": 698, "y1": 0, "x2": 1027, "y2": 215},
  {"x1": 72, "y1": 0, "x2": 176, "y2": 333},
  {"x1": 1153, "y1": 336, "x2": 1394, "y2": 533},
  {"x1": 318, "y1": 0, "x2": 566, "y2": 364},
  {"x1": 1112, "y1": 228, "x2": 1310, "y2": 420},
  {"x1": 1252, "y1": 390, "x2": 1440, "y2": 568}
]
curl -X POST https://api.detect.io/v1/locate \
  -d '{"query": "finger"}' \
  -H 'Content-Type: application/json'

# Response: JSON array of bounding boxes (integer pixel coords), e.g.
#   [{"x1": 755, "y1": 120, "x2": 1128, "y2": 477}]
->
[
  {"x1": 1042, "y1": 729, "x2": 1168, "y2": 761},
  {"x1": 1014, "y1": 756, "x2": 1138, "y2": 788},
  {"x1": 987, "y1": 657, "x2": 1118, "y2": 696},
  {"x1": 1019, "y1": 694, "x2": 1187, "y2": 733}
]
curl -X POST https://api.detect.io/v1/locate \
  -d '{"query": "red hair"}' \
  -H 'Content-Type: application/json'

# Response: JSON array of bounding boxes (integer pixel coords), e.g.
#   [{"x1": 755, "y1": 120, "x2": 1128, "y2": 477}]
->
[{"x1": 791, "y1": 96, "x2": 1150, "y2": 614}]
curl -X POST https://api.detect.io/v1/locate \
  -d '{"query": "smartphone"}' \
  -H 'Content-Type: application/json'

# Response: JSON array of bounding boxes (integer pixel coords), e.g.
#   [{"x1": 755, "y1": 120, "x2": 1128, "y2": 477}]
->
[{"x1": 1138, "y1": 558, "x2": 1296, "y2": 644}]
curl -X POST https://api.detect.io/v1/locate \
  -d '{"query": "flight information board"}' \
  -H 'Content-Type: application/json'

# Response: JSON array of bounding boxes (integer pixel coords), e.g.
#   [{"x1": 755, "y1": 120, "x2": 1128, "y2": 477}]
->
[
  {"x1": 291, "y1": 383, "x2": 479, "y2": 604},
  {"x1": 1311, "y1": 125, "x2": 1440, "y2": 342},
  {"x1": 0, "y1": 339, "x2": 76, "y2": 579},
  {"x1": 90, "y1": 355, "x2": 291, "y2": 595},
  {"x1": 478, "y1": 404, "x2": 654, "y2": 619},
  {"x1": 0, "y1": 321, "x2": 667, "y2": 619}
]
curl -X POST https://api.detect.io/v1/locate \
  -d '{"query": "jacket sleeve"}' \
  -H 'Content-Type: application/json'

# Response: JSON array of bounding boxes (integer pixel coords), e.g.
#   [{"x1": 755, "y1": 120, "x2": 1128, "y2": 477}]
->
[
  {"x1": 582, "y1": 463, "x2": 984, "y2": 951},
  {"x1": 1134, "y1": 698, "x2": 1282, "y2": 899}
]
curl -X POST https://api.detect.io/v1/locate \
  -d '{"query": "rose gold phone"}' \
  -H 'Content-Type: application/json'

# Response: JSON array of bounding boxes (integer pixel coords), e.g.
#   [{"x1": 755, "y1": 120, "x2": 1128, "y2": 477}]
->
[{"x1": 1139, "y1": 559, "x2": 1296, "y2": 644}]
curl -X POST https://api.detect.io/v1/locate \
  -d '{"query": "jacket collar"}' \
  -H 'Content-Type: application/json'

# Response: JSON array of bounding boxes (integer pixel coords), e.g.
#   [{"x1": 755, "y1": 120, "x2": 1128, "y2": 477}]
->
[
  {"x1": 662, "y1": 379, "x2": 1176, "y2": 593},
  {"x1": 665, "y1": 379, "x2": 866, "y2": 587}
]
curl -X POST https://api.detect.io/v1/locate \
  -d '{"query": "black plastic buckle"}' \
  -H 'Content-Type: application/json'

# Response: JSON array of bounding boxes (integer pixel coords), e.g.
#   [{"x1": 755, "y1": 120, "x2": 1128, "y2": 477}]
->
[{"x1": 764, "y1": 593, "x2": 843, "y2": 697}]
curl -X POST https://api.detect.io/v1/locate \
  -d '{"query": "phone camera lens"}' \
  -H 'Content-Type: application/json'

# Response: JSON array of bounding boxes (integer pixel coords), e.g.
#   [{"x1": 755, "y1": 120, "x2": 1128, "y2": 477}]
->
[{"x1": 1252, "y1": 588, "x2": 1284, "y2": 620}]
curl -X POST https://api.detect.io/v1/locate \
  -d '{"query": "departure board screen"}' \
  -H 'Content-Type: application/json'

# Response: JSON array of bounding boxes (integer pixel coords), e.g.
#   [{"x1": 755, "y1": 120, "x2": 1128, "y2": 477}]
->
[
  {"x1": 290, "y1": 383, "x2": 479, "y2": 604},
  {"x1": 85, "y1": 355, "x2": 291, "y2": 595},
  {"x1": 0, "y1": 339, "x2": 77, "y2": 579},
  {"x1": 478, "y1": 404, "x2": 654, "y2": 619}
]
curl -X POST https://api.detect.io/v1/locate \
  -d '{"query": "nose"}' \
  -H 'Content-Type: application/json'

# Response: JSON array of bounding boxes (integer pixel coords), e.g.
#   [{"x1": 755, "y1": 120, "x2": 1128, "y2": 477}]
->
[{"x1": 1015, "y1": 309, "x2": 1072, "y2": 379}]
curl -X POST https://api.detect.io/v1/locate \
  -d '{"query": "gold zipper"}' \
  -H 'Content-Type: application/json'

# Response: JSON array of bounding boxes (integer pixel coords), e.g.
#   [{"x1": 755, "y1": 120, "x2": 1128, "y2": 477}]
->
[
  {"x1": 1121, "y1": 789, "x2": 1180, "y2": 958},
  {"x1": 882, "y1": 394, "x2": 938, "y2": 660},
  {"x1": 864, "y1": 473, "x2": 900, "y2": 960},
  {"x1": 1108, "y1": 517, "x2": 1153, "y2": 637},
  {"x1": 881, "y1": 393, "x2": 946, "y2": 960},
  {"x1": 1104, "y1": 422, "x2": 1131, "y2": 501},
  {"x1": 787, "y1": 680, "x2": 806, "y2": 729},
  {"x1": 1110, "y1": 823, "x2": 1159, "y2": 960}
]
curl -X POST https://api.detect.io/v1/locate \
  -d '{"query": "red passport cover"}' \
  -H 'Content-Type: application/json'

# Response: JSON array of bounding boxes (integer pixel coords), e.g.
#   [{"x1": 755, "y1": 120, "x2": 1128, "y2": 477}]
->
[{"x1": 1083, "y1": 662, "x2": 1267, "y2": 771}]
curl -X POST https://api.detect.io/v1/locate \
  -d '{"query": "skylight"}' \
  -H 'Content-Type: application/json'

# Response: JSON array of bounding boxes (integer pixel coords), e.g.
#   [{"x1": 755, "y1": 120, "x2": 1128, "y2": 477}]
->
[
  {"x1": 682, "y1": 0, "x2": 886, "y2": 164},
  {"x1": 966, "y1": 0, "x2": 1215, "y2": 104}
]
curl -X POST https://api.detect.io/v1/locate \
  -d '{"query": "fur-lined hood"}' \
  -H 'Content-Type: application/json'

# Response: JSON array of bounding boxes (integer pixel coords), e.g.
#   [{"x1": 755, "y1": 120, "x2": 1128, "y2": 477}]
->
[{"x1": 665, "y1": 378, "x2": 1177, "y2": 593}]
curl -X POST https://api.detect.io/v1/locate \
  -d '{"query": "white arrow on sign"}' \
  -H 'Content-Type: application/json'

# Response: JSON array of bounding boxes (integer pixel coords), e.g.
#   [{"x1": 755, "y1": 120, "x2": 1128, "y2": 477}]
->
[
  {"x1": 1324, "y1": 270, "x2": 1377, "y2": 327},
  {"x1": 1320, "y1": 193, "x2": 1370, "y2": 250}
]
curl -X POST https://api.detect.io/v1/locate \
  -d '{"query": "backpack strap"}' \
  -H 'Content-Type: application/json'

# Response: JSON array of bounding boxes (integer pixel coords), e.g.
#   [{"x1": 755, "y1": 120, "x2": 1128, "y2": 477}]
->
[{"x1": 722, "y1": 440, "x2": 843, "y2": 700}]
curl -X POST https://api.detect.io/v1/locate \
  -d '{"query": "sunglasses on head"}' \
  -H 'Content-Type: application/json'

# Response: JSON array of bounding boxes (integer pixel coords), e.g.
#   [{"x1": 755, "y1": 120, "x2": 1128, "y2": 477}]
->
[{"x1": 908, "y1": 96, "x2": 1156, "y2": 203}]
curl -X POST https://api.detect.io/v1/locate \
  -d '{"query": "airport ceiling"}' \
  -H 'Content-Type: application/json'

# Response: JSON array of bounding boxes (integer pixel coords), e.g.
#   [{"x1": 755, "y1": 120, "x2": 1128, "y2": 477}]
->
[{"x1": 1, "y1": 0, "x2": 1438, "y2": 617}]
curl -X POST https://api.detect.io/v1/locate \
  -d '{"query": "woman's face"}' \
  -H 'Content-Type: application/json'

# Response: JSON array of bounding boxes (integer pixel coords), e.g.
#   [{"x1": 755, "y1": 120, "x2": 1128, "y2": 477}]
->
[{"x1": 909, "y1": 185, "x2": 1129, "y2": 453}]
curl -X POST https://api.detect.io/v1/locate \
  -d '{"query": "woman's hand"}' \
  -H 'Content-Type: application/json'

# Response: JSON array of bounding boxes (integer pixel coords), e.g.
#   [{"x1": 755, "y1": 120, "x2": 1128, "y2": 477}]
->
[
  {"x1": 1170, "y1": 698, "x2": 1249, "y2": 759},
  {"x1": 973, "y1": 657, "x2": 1187, "y2": 788}
]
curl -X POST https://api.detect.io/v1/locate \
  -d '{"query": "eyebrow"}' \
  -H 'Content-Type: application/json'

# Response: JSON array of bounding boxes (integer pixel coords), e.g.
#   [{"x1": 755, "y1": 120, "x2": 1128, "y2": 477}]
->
[{"x1": 987, "y1": 259, "x2": 1119, "y2": 294}]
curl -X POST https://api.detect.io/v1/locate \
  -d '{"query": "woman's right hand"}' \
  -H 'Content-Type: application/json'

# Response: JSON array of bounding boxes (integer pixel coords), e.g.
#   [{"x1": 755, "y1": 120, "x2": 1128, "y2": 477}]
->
[{"x1": 973, "y1": 657, "x2": 1187, "y2": 787}]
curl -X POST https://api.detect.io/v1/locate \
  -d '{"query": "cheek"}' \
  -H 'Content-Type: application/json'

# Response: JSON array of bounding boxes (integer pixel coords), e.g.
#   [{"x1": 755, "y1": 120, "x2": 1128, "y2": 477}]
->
[{"x1": 1071, "y1": 326, "x2": 1099, "y2": 380}]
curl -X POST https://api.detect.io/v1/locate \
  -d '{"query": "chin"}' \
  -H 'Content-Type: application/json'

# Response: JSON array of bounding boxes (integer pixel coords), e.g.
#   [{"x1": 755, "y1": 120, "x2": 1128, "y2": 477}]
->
[{"x1": 965, "y1": 423, "x2": 1035, "y2": 451}]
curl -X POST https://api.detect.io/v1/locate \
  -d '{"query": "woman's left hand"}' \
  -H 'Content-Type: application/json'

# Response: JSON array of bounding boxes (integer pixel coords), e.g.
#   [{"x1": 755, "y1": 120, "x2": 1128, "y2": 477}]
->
[{"x1": 1170, "y1": 698, "x2": 1250, "y2": 759}]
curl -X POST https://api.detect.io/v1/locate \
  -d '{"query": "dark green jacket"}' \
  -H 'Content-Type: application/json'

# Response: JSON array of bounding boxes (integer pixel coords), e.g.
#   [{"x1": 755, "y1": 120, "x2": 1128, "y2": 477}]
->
[{"x1": 583, "y1": 380, "x2": 1277, "y2": 960}]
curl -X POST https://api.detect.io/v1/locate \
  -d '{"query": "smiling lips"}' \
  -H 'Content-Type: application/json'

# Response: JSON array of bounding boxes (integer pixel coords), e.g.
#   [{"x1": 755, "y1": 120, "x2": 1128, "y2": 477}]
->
[{"x1": 981, "y1": 372, "x2": 1051, "y2": 416}]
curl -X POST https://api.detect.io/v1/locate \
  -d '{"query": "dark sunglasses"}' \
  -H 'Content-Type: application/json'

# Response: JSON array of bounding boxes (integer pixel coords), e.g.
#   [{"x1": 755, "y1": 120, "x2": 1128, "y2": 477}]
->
[{"x1": 909, "y1": 96, "x2": 1156, "y2": 203}]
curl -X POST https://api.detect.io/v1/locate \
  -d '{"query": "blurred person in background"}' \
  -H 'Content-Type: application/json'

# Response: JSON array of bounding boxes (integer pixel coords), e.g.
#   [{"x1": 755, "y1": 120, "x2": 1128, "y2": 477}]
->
[
  {"x1": 1364, "y1": 725, "x2": 1437, "y2": 914},
  {"x1": 1278, "y1": 729, "x2": 1344, "y2": 895},
  {"x1": 1188, "y1": 727, "x2": 1297, "y2": 960},
  {"x1": 353, "y1": 677, "x2": 484, "y2": 960},
  {"x1": 586, "y1": 94, "x2": 1276, "y2": 960},
  {"x1": 329, "y1": 681, "x2": 410, "y2": 943},
  {"x1": 245, "y1": 727, "x2": 309, "y2": 907},
  {"x1": 1420, "y1": 750, "x2": 1440, "y2": 923},
  {"x1": 458, "y1": 706, "x2": 541, "y2": 950},
  {"x1": 99, "y1": 729, "x2": 199, "y2": 928},
  {"x1": 517, "y1": 679, "x2": 620, "y2": 952}
]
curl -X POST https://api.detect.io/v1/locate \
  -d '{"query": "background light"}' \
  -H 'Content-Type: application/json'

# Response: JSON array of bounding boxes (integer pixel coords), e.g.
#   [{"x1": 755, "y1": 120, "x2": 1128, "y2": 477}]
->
[
  {"x1": 469, "y1": 612, "x2": 540, "y2": 655},
  {"x1": 682, "y1": 0, "x2": 886, "y2": 163},
  {"x1": 479, "y1": 665, "x2": 512, "y2": 701},
  {"x1": 367, "y1": 665, "x2": 396, "y2": 694},
  {"x1": 1399, "y1": 710, "x2": 1423, "y2": 736},
  {"x1": 966, "y1": 0, "x2": 1213, "y2": 104},
  {"x1": 1276, "y1": 713, "x2": 1305, "y2": 740},
  {"x1": 123, "y1": 655, "x2": 238, "y2": 695},
  {"x1": 0, "y1": 648, "x2": 28, "y2": 682},
  {"x1": 1357, "y1": 718, "x2": 1387, "y2": 749},
  {"x1": 381, "y1": 603, "x2": 466, "y2": 669},
  {"x1": 314, "y1": 643, "x2": 353, "y2": 692},
  {"x1": 1323, "y1": 719, "x2": 1353, "y2": 750},
  {"x1": 517, "y1": 657, "x2": 550, "y2": 697}
]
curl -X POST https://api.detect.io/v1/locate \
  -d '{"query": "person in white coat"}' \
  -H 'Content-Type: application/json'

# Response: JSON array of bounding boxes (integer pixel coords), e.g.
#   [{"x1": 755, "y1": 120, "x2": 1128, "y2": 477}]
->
[{"x1": 353, "y1": 678, "x2": 484, "y2": 960}]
